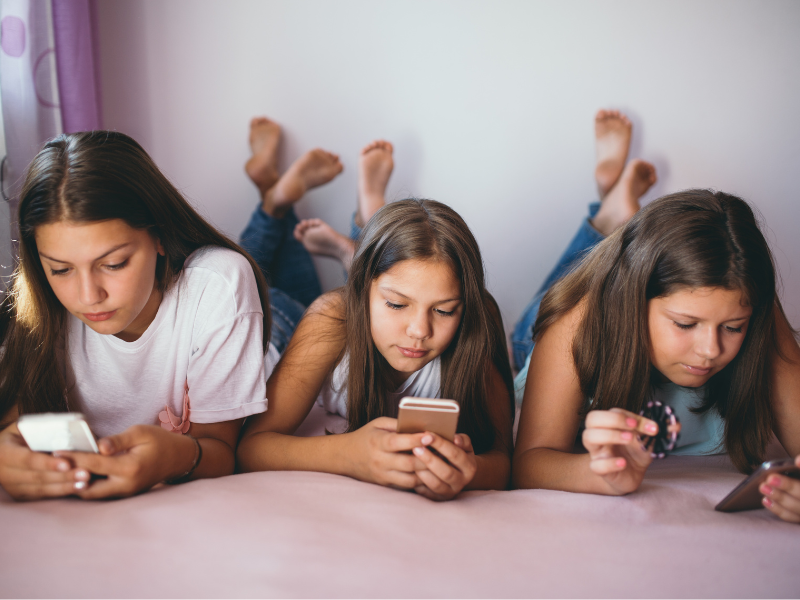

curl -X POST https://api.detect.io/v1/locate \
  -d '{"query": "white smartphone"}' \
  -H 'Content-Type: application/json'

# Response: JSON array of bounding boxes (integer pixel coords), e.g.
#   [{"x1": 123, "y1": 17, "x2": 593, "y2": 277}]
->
[
  {"x1": 17, "y1": 413, "x2": 99, "y2": 453},
  {"x1": 715, "y1": 458, "x2": 800, "y2": 512},
  {"x1": 396, "y1": 397, "x2": 460, "y2": 442}
]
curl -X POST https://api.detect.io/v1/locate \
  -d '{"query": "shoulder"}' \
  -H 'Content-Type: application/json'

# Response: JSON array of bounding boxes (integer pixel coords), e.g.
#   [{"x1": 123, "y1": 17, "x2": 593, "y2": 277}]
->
[
  {"x1": 179, "y1": 246, "x2": 261, "y2": 317},
  {"x1": 542, "y1": 296, "x2": 587, "y2": 346},
  {"x1": 306, "y1": 290, "x2": 345, "y2": 321},
  {"x1": 184, "y1": 246, "x2": 255, "y2": 288}
]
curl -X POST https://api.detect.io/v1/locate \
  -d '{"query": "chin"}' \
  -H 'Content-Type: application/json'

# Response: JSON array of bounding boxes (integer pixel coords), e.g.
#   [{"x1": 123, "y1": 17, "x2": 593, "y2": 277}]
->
[
  {"x1": 79, "y1": 316, "x2": 124, "y2": 336},
  {"x1": 668, "y1": 373, "x2": 712, "y2": 388}
]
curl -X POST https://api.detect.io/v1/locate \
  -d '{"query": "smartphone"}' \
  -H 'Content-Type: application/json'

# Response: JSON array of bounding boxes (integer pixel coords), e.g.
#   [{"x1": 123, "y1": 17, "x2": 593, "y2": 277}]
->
[
  {"x1": 715, "y1": 458, "x2": 800, "y2": 512},
  {"x1": 396, "y1": 397, "x2": 459, "y2": 442},
  {"x1": 17, "y1": 413, "x2": 99, "y2": 453}
]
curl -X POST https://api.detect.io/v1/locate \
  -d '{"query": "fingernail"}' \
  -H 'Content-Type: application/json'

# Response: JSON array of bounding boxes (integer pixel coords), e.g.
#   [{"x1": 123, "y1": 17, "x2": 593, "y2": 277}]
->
[
  {"x1": 56, "y1": 461, "x2": 70, "y2": 472},
  {"x1": 100, "y1": 439, "x2": 114, "y2": 453},
  {"x1": 616, "y1": 458, "x2": 626, "y2": 468},
  {"x1": 621, "y1": 431, "x2": 633, "y2": 441},
  {"x1": 761, "y1": 485, "x2": 774, "y2": 496},
  {"x1": 763, "y1": 497, "x2": 773, "y2": 508},
  {"x1": 421, "y1": 435, "x2": 433, "y2": 445},
  {"x1": 75, "y1": 470, "x2": 90, "y2": 481},
  {"x1": 413, "y1": 447, "x2": 425, "y2": 457},
  {"x1": 768, "y1": 476, "x2": 781, "y2": 487},
  {"x1": 74, "y1": 481, "x2": 87, "y2": 491},
  {"x1": 626, "y1": 418, "x2": 637, "y2": 427},
  {"x1": 645, "y1": 423, "x2": 658, "y2": 434}
]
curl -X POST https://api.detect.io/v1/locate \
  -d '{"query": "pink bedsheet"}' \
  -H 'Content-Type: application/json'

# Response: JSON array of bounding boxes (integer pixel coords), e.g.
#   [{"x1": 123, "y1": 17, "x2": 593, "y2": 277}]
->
[{"x1": 2, "y1": 404, "x2": 798, "y2": 598}]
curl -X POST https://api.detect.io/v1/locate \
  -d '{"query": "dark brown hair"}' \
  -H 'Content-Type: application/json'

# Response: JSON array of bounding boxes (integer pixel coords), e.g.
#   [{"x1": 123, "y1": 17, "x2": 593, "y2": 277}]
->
[
  {"x1": 343, "y1": 199, "x2": 514, "y2": 454},
  {"x1": 534, "y1": 189, "x2": 787, "y2": 473},
  {"x1": 0, "y1": 131, "x2": 270, "y2": 421}
]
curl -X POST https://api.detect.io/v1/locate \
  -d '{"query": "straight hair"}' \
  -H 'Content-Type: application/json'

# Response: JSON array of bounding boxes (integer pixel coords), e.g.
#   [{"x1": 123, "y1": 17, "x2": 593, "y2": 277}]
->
[
  {"x1": 534, "y1": 189, "x2": 786, "y2": 473},
  {"x1": 342, "y1": 199, "x2": 514, "y2": 455},
  {"x1": 0, "y1": 131, "x2": 270, "y2": 420}
]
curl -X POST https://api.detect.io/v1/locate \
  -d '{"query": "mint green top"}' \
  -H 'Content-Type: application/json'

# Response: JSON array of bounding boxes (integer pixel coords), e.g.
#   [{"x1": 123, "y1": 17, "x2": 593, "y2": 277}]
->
[{"x1": 513, "y1": 354, "x2": 726, "y2": 456}]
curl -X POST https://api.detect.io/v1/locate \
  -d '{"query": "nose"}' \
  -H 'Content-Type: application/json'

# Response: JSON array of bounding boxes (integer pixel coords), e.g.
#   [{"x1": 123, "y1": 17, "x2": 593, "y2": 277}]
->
[
  {"x1": 695, "y1": 326, "x2": 721, "y2": 361},
  {"x1": 406, "y1": 309, "x2": 432, "y2": 341},
  {"x1": 78, "y1": 272, "x2": 107, "y2": 307}
]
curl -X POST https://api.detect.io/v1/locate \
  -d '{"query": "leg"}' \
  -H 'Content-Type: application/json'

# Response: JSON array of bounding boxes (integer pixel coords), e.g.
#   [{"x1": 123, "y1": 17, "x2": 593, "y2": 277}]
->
[
  {"x1": 293, "y1": 139, "x2": 394, "y2": 274},
  {"x1": 293, "y1": 218, "x2": 355, "y2": 272},
  {"x1": 511, "y1": 120, "x2": 657, "y2": 371},
  {"x1": 240, "y1": 119, "x2": 344, "y2": 305},
  {"x1": 244, "y1": 117, "x2": 281, "y2": 196},
  {"x1": 263, "y1": 148, "x2": 343, "y2": 219},
  {"x1": 594, "y1": 109, "x2": 632, "y2": 198},
  {"x1": 268, "y1": 287, "x2": 307, "y2": 355},
  {"x1": 511, "y1": 203, "x2": 604, "y2": 370},
  {"x1": 355, "y1": 140, "x2": 393, "y2": 227},
  {"x1": 269, "y1": 208, "x2": 324, "y2": 307}
]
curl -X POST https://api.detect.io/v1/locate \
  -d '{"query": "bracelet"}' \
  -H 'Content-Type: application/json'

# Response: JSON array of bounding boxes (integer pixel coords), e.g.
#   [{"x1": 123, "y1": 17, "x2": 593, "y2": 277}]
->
[{"x1": 165, "y1": 435, "x2": 202, "y2": 485}]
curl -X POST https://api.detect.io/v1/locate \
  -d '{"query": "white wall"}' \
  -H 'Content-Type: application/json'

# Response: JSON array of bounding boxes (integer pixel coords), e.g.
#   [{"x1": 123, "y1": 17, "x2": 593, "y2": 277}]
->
[{"x1": 96, "y1": 0, "x2": 800, "y2": 332}]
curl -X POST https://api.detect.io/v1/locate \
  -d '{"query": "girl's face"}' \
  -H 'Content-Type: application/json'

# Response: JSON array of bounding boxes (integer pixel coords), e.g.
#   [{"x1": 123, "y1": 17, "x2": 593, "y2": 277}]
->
[
  {"x1": 369, "y1": 258, "x2": 463, "y2": 383},
  {"x1": 35, "y1": 219, "x2": 165, "y2": 342},
  {"x1": 647, "y1": 286, "x2": 752, "y2": 387}
]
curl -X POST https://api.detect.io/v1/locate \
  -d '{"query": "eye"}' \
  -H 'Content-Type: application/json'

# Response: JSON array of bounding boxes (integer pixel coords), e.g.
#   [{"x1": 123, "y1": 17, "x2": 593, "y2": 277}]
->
[
  {"x1": 725, "y1": 325, "x2": 744, "y2": 334},
  {"x1": 385, "y1": 301, "x2": 404, "y2": 310},
  {"x1": 673, "y1": 321, "x2": 695, "y2": 330},
  {"x1": 104, "y1": 260, "x2": 129, "y2": 271},
  {"x1": 49, "y1": 268, "x2": 70, "y2": 277},
  {"x1": 434, "y1": 308, "x2": 455, "y2": 317}
]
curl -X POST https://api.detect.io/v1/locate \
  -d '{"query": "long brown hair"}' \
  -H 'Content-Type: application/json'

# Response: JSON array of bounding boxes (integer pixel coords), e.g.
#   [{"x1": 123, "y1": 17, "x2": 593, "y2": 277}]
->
[
  {"x1": 534, "y1": 189, "x2": 788, "y2": 473},
  {"x1": 343, "y1": 199, "x2": 513, "y2": 454},
  {"x1": 0, "y1": 131, "x2": 271, "y2": 420}
]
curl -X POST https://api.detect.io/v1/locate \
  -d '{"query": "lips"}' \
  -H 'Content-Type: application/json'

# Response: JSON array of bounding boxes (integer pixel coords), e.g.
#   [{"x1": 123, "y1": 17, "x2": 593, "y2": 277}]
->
[
  {"x1": 682, "y1": 364, "x2": 712, "y2": 376},
  {"x1": 397, "y1": 346, "x2": 429, "y2": 359},
  {"x1": 83, "y1": 310, "x2": 117, "y2": 322}
]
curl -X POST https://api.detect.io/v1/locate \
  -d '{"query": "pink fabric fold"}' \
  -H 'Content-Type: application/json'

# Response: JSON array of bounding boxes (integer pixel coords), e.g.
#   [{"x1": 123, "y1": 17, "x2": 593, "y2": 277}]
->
[{"x1": 158, "y1": 382, "x2": 191, "y2": 433}]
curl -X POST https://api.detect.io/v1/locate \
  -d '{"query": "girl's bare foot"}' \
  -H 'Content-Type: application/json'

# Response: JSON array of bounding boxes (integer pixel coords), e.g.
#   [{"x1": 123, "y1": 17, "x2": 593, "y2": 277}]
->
[
  {"x1": 263, "y1": 149, "x2": 343, "y2": 218},
  {"x1": 591, "y1": 159, "x2": 657, "y2": 237},
  {"x1": 356, "y1": 140, "x2": 394, "y2": 227},
  {"x1": 594, "y1": 110, "x2": 632, "y2": 199},
  {"x1": 245, "y1": 117, "x2": 281, "y2": 195},
  {"x1": 294, "y1": 218, "x2": 355, "y2": 272}
]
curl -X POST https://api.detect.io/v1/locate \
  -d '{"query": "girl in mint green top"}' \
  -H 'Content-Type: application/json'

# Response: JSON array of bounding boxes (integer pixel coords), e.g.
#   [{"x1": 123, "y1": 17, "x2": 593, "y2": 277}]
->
[{"x1": 512, "y1": 189, "x2": 800, "y2": 525}]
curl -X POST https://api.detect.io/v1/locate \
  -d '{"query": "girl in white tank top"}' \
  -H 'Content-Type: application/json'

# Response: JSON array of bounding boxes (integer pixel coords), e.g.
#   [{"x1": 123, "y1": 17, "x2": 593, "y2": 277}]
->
[{"x1": 238, "y1": 198, "x2": 515, "y2": 501}]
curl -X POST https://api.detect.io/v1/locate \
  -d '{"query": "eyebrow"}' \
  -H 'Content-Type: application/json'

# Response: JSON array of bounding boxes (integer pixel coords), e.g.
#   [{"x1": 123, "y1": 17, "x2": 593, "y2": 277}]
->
[
  {"x1": 39, "y1": 243, "x2": 132, "y2": 264},
  {"x1": 665, "y1": 309, "x2": 750, "y2": 322},
  {"x1": 380, "y1": 286, "x2": 462, "y2": 305}
]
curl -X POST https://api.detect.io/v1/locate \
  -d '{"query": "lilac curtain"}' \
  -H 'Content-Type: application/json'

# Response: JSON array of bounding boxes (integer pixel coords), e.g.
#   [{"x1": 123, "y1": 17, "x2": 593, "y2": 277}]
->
[
  {"x1": 0, "y1": 0, "x2": 101, "y2": 264},
  {"x1": 52, "y1": 0, "x2": 102, "y2": 134}
]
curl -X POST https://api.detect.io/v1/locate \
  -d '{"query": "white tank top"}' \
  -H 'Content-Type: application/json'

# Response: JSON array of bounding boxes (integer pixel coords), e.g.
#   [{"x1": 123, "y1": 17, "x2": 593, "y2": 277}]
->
[{"x1": 316, "y1": 354, "x2": 442, "y2": 418}]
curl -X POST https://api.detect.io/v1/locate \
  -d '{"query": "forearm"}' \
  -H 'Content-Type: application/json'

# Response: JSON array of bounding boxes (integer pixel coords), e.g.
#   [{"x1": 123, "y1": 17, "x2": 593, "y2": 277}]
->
[
  {"x1": 466, "y1": 450, "x2": 510, "y2": 491},
  {"x1": 237, "y1": 430, "x2": 354, "y2": 476},
  {"x1": 512, "y1": 447, "x2": 621, "y2": 495}
]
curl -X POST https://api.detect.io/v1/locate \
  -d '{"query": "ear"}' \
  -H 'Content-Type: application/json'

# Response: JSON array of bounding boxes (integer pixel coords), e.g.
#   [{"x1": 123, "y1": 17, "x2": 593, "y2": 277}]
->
[{"x1": 153, "y1": 236, "x2": 165, "y2": 256}]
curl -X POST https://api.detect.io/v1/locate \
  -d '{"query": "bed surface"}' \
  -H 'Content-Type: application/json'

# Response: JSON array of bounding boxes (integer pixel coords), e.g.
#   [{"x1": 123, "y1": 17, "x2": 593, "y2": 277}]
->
[{"x1": 2, "y1": 404, "x2": 798, "y2": 599}]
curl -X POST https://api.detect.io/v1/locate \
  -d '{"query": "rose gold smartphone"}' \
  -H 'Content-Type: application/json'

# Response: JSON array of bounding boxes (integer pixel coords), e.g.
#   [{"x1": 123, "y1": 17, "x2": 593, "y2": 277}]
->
[
  {"x1": 17, "y1": 413, "x2": 99, "y2": 453},
  {"x1": 714, "y1": 458, "x2": 800, "y2": 512},
  {"x1": 396, "y1": 397, "x2": 459, "y2": 441}
]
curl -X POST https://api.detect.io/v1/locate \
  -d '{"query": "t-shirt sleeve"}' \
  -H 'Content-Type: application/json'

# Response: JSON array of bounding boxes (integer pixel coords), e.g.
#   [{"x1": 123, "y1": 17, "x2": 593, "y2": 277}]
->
[{"x1": 184, "y1": 251, "x2": 268, "y2": 423}]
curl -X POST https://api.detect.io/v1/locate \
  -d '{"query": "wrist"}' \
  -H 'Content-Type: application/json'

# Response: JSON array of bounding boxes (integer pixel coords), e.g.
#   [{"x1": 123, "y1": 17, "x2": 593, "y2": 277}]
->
[
  {"x1": 332, "y1": 432, "x2": 361, "y2": 479},
  {"x1": 164, "y1": 434, "x2": 202, "y2": 484}
]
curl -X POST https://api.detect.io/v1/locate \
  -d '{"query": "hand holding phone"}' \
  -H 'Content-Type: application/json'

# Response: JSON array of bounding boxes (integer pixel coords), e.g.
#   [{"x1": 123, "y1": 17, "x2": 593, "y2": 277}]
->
[
  {"x1": 396, "y1": 397, "x2": 459, "y2": 441},
  {"x1": 395, "y1": 397, "x2": 477, "y2": 501},
  {"x1": 715, "y1": 457, "x2": 800, "y2": 513},
  {"x1": 17, "y1": 413, "x2": 99, "y2": 453},
  {"x1": 0, "y1": 418, "x2": 92, "y2": 501}
]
